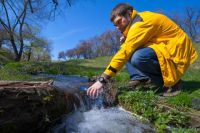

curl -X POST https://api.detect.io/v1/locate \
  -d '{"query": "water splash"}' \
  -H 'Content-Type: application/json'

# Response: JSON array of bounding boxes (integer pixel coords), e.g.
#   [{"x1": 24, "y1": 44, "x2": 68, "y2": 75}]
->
[
  {"x1": 78, "y1": 86, "x2": 105, "y2": 111},
  {"x1": 52, "y1": 107, "x2": 155, "y2": 133}
]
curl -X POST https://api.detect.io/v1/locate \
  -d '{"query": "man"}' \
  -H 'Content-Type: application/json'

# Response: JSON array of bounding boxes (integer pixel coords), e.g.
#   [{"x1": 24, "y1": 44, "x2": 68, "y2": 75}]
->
[{"x1": 87, "y1": 3, "x2": 198, "y2": 97}]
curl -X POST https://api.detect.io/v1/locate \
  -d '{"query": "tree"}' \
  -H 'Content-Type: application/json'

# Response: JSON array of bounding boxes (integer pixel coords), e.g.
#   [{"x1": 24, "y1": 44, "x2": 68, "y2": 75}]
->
[
  {"x1": 65, "y1": 49, "x2": 75, "y2": 59},
  {"x1": 21, "y1": 25, "x2": 51, "y2": 61},
  {"x1": 170, "y1": 8, "x2": 200, "y2": 42},
  {"x1": 63, "y1": 29, "x2": 121, "y2": 59},
  {"x1": 28, "y1": 38, "x2": 52, "y2": 61},
  {"x1": 184, "y1": 8, "x2": 199, "y2": 41},
  {"x1": 100, "y1": 30, "x2": 121, "y2": 55},
  {"x1": 0, "y1": 0, "x2": 73, "y2": 61},
  {"x1": 77, "y1": 40, "x2": 93, "y2": 59},
  {"x1": 0, "y1": 0, "x2": 33, "y2": 61},
  {"x1": 58, "y1": 51, "x2": 66, "y2": 60}
]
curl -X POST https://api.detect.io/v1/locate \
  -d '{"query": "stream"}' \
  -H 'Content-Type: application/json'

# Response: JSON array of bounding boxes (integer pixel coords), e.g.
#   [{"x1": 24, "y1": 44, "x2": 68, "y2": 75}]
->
[{"x1": 33, "y1": 74, "x2": 156, "y2": 133}]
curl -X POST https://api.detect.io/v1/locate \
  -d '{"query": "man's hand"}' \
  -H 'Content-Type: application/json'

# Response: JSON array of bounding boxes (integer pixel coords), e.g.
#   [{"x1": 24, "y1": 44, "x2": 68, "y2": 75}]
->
[
  {"x1": 120, "y1": 36, "x2": 126, "y2": 44},
  {"x1": 87, "y1": 81, "x2": 103, "y2": 98}
]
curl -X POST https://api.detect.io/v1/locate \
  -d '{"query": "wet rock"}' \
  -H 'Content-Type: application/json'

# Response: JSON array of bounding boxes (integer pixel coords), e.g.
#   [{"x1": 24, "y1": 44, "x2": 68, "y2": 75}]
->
[{"x1": 0, "y1": 80, "x2": 79, "y2": 133}]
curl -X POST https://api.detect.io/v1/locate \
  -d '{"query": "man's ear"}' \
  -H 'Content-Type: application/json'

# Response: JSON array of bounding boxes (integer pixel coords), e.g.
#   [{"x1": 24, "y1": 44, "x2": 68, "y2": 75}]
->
[{"x1": 127, "y1": 10, "x2": 132, "y2": 17}]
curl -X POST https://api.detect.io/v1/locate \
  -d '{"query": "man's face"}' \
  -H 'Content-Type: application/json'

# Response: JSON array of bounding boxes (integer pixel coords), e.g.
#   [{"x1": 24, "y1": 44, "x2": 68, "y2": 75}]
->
[{"x1": 113, "y1": 13, "x2": 131, "y2": 33}]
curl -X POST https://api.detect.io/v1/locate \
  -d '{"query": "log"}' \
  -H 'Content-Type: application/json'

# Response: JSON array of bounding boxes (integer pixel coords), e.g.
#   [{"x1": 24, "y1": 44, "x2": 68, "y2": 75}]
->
[{"x1": 0, "y1": 80, "x2": 53, "y2": 88}]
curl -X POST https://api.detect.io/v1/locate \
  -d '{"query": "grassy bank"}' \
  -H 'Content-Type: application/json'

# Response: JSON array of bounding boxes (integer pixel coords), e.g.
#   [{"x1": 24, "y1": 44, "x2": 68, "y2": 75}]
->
[{"x1": 0, "y1": 44, "x2": 199, "y2": 132}]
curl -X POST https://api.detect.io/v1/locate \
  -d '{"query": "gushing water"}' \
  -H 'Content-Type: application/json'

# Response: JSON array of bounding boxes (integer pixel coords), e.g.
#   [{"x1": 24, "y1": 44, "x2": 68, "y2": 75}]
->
[
  {"x1": 52, "y1": 86, "x2": 155, "y2": 133},
  {"x1": 32, "y1": 74, "x2": 155, "y2": 133}
]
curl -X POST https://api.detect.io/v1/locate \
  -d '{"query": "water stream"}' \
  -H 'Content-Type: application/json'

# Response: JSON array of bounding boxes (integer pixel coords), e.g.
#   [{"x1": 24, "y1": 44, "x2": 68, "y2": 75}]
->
[
  {"x1": 33, "y1": 74, "x2": 156, "y2": 133},
  {"x1": 52, "y1": 107, "x2": 155, "y2": 133}
]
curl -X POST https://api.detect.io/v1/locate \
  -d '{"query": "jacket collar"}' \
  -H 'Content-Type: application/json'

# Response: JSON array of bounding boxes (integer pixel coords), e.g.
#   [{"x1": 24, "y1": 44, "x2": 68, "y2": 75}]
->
[{"x1": 122, "y1": 10, "x2": 137, "y2": 37}]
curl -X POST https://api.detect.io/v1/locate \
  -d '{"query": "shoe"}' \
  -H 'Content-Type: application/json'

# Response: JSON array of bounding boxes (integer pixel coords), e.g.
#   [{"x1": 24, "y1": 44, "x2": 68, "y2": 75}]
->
[
  {"x1": 128, "y1": 79, "x2": 151, "y2": 89},
  {"x1": 163, "y1": 80, "x2": 182, "y2": 97}
]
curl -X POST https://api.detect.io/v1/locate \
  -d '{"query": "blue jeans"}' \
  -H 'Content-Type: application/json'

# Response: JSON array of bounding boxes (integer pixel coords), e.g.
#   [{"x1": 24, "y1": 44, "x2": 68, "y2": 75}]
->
[{"x1": 126, "y1": 47, "x2": 163, "y2": 85}]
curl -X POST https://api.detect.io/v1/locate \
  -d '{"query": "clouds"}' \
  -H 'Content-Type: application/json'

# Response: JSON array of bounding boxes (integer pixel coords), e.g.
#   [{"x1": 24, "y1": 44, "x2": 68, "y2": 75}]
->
[{"x1": 51, "y1": 27, "x2": 90, "y2": 41}]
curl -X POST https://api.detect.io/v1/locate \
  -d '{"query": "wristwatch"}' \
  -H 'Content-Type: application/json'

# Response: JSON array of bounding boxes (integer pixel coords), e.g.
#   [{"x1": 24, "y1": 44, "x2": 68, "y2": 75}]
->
[{"x1": 98, "y1": 76, "x2": 107, "y2": 84}]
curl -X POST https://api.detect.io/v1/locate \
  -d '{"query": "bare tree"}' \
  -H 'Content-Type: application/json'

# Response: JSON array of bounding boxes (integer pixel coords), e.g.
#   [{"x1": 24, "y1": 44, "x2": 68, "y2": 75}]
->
[
  {"x1": 0, "y1": 0, "x2": 74, "y2": 61},
  {"x1": 170, "y1": 8, "x2": 200, "y2": 42},
  {"x1": 77, "y1": 40, "x2": 93, "y2": 59},
  {"x1": 58, "y1": 51, "x2": 66, "y2": 60},
  {"x1": 0, "y1": 0, "x2": 32, "y2": 61},
  {"x1": 100, "y1": 30, "x2": 121, "y2": 55},
  {"x1": 63, "y1": 29, "x2": 121, "y2": 60},
  {"x1": 183, "y1": 7, "x2": 200, "y2": 41},
  {"x1": 65, "y1": 49, "x2": 75, "y2": 59},
  {"x1": 171, "y1": 14, "x2": 184, "y2": 30}
]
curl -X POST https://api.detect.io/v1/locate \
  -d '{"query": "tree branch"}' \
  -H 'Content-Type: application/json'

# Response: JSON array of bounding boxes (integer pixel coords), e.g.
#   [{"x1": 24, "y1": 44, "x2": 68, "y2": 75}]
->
[
  {"x1": 6, "y1": 1, "x2": 24, "y2": 31},
  {"x1": 66, "y1": 0, "x2": 71, "y2": 7},
  {"x1": 0, "y1": 18, "x2": 10, "y2": 33},
  {"x1": 52, "y1": 0, "x2": 58, "y2": 8},
  {"x1": 18, "y1": 0, "x2": 29, "y2": 58},
  {"x1": 1, "y1": 0, "x2": 11, "y2": 30},
  {"x1": 28, "y1": 0, "x2": 33, "y2": 13}
]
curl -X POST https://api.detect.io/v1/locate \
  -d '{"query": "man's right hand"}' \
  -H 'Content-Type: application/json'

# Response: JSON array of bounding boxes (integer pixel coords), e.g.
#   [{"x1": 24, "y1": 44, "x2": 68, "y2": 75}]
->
[{"x1": 87, "y1": 81, "x2": 103, "y2": 98}]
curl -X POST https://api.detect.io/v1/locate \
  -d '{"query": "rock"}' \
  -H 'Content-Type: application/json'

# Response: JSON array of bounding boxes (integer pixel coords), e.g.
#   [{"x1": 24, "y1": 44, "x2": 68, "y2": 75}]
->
[{"x1": 0, "y1": 80, "x2": 80, "y2": 133}]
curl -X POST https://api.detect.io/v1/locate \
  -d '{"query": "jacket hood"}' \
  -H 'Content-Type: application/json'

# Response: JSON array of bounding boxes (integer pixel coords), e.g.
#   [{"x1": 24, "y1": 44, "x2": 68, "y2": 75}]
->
[{"x1": 123, "y1": 10, "x2": 137, "y2": 37}]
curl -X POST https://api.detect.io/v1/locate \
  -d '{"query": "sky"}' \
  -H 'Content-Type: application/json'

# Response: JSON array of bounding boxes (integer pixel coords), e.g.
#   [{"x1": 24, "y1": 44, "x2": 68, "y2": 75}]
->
[{"x1": 41, "y1": 0, "x2": 200, "y2": 60}]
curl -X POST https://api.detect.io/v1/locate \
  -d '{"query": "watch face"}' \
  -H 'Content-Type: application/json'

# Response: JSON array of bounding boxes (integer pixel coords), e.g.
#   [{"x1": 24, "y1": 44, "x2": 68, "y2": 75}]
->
[
  {"x1": 98, "y1": 77, "x2": 106, "y2": 84},
  {"x1": 99, "y1": 77, "x2": 104, "y2": 82}
]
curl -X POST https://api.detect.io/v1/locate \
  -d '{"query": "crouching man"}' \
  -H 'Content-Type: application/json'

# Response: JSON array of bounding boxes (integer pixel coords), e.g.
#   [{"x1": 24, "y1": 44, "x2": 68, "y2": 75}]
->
[{"x1": 87, "y1": 3, "x2": 198, "y2": 97}]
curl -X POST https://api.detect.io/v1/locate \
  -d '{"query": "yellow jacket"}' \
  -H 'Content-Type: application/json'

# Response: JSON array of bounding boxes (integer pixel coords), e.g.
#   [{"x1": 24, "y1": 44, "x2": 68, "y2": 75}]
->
[{"x1": 104, "y1": 10, "x2": 198, "y2": 87}]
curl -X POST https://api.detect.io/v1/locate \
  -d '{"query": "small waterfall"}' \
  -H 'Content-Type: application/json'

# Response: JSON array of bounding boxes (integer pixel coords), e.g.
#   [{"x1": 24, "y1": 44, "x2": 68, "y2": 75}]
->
[
  {"x1": 74, "y1": 93, "x2": 88, "y2": 111},
  {"x1": 52, "y1": 86, "x2": 155, "y2": 133},
  {"x1": 31, "y1": 74, "x2": 155, "y2": 133},
  {"x1": 74, "y1": 87, "x2": 105, "y2": 111}
]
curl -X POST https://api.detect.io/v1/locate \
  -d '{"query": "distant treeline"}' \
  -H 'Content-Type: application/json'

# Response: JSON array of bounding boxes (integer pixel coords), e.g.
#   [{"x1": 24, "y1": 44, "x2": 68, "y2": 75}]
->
[
  {"x1": 59, "y1": 8, "x2": 200, "y2": 60},
  {"x1": 58, "y1": 30, "x2": 121, "y2": 60}
]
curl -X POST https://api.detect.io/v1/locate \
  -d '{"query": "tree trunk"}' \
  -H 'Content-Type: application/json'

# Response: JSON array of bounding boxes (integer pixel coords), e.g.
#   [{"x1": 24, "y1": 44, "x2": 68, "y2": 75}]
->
[
  {"x1": 0, "y1": 41, "x2": 2, "y2": 48},
  {"x1": 27, "y1": 47, "x2": 32, "y2": 61},
  {"x1": 9, "y1": 35, "x2": 20, "y2": 62}
]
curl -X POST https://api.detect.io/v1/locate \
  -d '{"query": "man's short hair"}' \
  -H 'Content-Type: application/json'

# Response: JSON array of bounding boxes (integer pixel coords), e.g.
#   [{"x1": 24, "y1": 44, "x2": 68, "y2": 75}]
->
[{"x1": 110, "y1": 3, "x2": 133, "y2": 22}]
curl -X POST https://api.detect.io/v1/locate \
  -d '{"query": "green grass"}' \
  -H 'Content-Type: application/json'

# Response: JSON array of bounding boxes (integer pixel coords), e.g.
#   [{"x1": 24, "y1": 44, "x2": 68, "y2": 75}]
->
[
  {"x1": 172, "y1": 128, "x2": 198, "y2": 133},
  {"x1": 0, "y1": 57, "x2": 109, "y2": 80},
  {"x1": 167, "y1": 92, "x2": 193, "y2": 108},
  {"x1": 77, "y1": 56, "x2": 113, "y2": 68}
]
